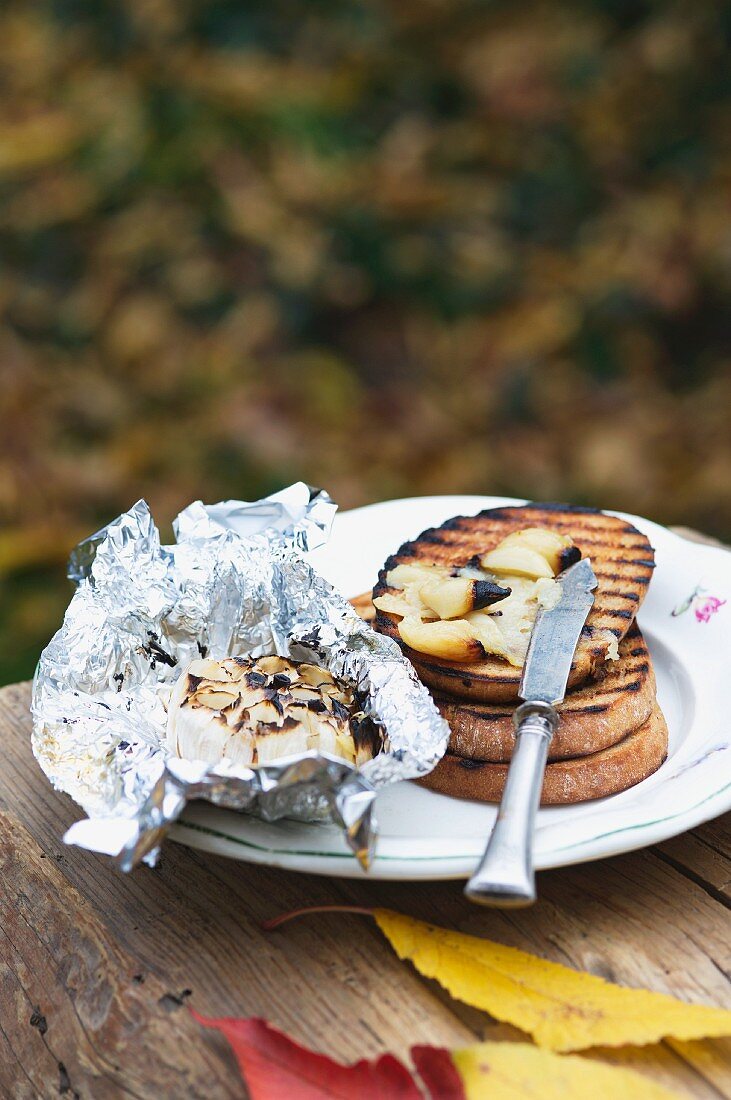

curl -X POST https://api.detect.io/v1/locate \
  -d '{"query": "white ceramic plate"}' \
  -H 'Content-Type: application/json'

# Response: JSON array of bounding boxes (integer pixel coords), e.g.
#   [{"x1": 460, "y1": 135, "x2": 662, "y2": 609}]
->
[{"x1": 170, "y1": 496, "x2": 731, "y2": 880}]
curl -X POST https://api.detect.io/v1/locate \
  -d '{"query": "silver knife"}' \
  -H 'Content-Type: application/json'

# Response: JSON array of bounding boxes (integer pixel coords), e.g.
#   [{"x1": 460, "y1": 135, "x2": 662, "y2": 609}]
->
[{"x1": 464, "y1": 557, "x2": 597, "y2": 907}]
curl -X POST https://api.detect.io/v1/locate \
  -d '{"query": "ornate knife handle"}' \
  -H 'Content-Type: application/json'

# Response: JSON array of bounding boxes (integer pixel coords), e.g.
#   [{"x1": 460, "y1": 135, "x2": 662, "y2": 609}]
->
[{"x1": 464, "y1": 700, "x2": 558, "y2": 907}]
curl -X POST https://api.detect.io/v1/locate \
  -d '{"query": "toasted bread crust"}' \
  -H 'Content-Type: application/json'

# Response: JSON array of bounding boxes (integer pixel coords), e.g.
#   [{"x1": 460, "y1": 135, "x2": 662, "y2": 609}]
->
[
  {"x1": 373, "y1": 503, "x2": 655, "y2": 703},
  {"x1": 437, "y1": 625, "x2": 655, "y2": 762},
  {"x1": 417, "y1": 703, "x2": 668, "y2": 805},
  {"x1": 349, "y1": 591, "x2": 377, "y2": 623}
]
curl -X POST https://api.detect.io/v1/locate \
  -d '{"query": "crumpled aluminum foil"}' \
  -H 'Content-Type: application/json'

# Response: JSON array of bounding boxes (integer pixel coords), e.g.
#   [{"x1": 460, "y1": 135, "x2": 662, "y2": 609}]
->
[{"x1": 31, "y1": 483, "x2": 449, "y2": 870}]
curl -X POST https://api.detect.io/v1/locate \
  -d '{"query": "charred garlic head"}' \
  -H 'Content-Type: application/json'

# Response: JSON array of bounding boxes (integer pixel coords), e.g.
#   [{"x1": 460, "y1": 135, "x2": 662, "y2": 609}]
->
[{"x1": 166, "y1": 655, "x2": 379, "y2": 768}]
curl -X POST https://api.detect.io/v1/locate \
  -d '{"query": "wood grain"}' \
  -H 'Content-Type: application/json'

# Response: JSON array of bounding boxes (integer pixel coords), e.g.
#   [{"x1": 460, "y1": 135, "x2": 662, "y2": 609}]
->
[
  {"x1": 0, "y1": 810, "x2": 242, "y2": 1099},
  {"x1": 1, "y1": 527, "x2": 729, "y2": 1097}
]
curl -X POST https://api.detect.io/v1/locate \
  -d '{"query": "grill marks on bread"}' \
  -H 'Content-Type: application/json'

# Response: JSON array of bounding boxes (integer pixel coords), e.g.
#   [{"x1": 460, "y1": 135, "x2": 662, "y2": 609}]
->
[
  {"x1": 436, "y1": 625, "x2": 656, "y2": 762},
  {"x1": 418, "y1": 704, "x2": 668, "y2": 805},
  {"x1": 373, "y1": 504, "x2": 654, "y2": 703}
]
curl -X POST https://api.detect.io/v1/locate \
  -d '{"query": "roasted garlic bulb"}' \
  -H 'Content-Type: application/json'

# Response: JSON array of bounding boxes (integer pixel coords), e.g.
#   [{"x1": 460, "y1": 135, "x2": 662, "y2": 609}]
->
[{"x1": 166, "y1": 655, "x2": 377, "y2": 768}]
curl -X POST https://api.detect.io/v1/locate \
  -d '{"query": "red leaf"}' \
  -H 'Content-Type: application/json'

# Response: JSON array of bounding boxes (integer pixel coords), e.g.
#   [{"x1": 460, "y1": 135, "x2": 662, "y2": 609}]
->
[
  {"x1": 411, "y1": 1045, "x2": 466, "y2": 1100},
  {"x1": 193, "y1": 1011, "x2": 423, "y2": 1099}
]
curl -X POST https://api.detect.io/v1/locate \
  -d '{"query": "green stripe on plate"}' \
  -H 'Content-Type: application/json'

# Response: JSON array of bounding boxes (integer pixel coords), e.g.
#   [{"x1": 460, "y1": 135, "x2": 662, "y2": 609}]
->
[{"x1": 177, "y1": 772, "x2": 731, "y2": 864}]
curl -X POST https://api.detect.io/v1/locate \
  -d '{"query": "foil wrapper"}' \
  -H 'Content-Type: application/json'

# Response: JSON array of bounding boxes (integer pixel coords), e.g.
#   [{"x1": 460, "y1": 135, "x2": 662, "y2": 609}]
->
[{"x1": 32, "y1": 483, "x2": 449, "y2": 870}]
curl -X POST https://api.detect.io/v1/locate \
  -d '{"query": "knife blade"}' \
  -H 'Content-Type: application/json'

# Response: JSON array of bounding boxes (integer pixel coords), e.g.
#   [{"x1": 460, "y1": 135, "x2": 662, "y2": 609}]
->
[
  {"x1": 520, "y1": 557, "x2": 598, "y2": 704},
  {"x1": 464, "y1": 557, "x2": 597, "y2": 907}
]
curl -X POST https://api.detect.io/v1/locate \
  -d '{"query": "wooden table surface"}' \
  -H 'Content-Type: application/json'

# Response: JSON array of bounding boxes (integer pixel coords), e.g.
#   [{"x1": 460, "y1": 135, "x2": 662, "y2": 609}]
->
[{"x1": 2, "y1": 530, "x2": 730, "y2": 1098}]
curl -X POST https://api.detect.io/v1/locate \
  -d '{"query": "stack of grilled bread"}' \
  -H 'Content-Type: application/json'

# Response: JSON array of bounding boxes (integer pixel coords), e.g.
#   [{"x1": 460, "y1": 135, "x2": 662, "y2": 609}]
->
[{"x1": 367, "y1": 503, "x2": 667, "y2": 805}]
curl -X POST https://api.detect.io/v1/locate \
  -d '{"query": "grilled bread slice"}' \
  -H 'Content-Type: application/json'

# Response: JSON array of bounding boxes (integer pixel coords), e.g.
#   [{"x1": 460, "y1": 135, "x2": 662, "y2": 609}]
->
[
  {"x1": 418, "y1": 703, "x2": 668, "y2": 805},
  {"x1": 437, "y1": 624, "x2": 655, "y2": 762},
  {"x1": 373, "y1": 503, "x2": 655, "y2": 702}
]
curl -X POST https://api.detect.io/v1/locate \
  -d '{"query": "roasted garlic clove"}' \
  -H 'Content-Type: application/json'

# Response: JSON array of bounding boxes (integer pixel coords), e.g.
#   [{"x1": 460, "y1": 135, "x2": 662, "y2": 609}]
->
[
  {"x1": 397, "y1": 616, "x2": 486, "y2": 662},
  {"x1": 373, "y1": 591, "x2": 439, "y2": 620},
  {"x1": 254, "y1": 718, "x2": 311, "y2": 764},
  {"x1": 195, "y1": 688, "x2": 240, "y2": 711},
  {"x1": 386, "y1": 562, "x2": 449, "y2": 588},
  {"x1": 480, "y1": 545, "x2": 556, "y2": 580},
  {"x1": 464, "y1": 610, "x2": 518, "y2": 664},
  {"x1": 298, "y1": 664, "x2": 336, "y2": 689},
  {"x1": 171, "y1": 702, "x2": 256, "y2": 766},
  {"x1": 418, "y1": 576, "x2": 511, "y2": 620},
  {"x1": 496, "y1": 527, "x2": 580, "y2": 574}
]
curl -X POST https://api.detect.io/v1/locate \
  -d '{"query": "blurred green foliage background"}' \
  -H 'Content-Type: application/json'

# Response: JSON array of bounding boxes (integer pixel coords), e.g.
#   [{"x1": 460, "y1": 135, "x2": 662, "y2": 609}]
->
[{"x1": 1, "y1": 0, "x2": 730, "y2": 684}]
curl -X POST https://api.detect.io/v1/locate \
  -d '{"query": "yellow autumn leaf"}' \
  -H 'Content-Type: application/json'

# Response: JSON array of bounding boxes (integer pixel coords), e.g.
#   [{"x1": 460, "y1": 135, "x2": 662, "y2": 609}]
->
[
  {"x1": 375, "y1": 910, "x2": 731, "y2": 1052},
  {"x1": 453, "y1": 1042, "x2": 678, "y2": 1099}
]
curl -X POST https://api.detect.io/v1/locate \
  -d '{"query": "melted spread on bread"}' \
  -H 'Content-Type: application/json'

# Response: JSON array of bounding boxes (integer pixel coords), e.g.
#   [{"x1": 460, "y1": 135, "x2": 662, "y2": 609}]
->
[{"x1": 374, "y1": 526, "x2": 578, "y2": 667}]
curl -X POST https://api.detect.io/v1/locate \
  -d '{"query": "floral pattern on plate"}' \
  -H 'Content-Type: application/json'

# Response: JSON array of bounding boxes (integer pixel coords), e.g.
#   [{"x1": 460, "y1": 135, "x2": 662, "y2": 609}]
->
[{"x1": 672, "y1": 584, "x2": 727, "y2": 622}]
